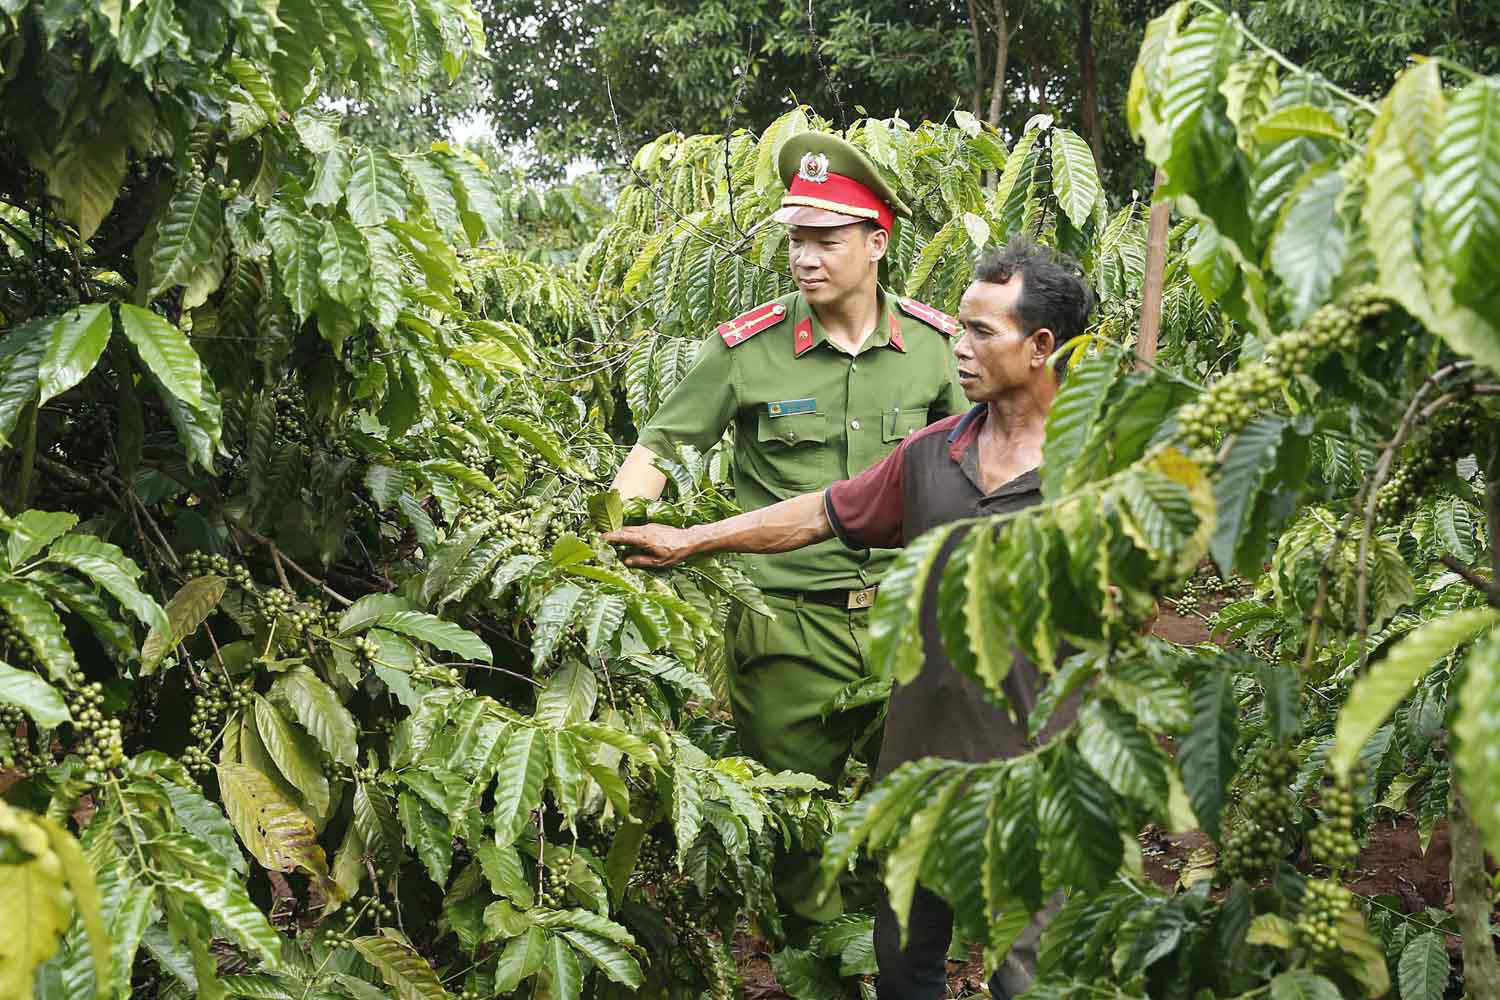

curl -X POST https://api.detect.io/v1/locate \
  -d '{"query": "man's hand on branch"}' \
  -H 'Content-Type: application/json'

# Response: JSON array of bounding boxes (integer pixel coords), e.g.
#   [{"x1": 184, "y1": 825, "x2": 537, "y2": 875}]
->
[{"x1": 604, "y1": 524, "x2": 697, "y2": 568}]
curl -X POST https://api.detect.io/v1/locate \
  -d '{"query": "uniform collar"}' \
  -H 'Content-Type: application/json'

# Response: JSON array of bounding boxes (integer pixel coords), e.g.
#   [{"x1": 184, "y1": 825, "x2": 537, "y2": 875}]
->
[{"x1": 793, "y1": 285, "x2": 906, "y2": 357}]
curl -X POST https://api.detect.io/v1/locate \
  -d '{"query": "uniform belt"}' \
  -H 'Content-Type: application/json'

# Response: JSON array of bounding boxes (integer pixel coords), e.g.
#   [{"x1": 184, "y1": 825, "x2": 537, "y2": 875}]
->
[{"x1": 764, "y1": 586, "x2": 879, "y2": 610}]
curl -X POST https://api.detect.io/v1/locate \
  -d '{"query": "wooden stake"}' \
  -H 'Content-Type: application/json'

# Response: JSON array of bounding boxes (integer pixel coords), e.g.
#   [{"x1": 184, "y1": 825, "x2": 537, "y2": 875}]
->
[{"x1": 1137, "y1": 170, "x2": 1170, "y2": 371}]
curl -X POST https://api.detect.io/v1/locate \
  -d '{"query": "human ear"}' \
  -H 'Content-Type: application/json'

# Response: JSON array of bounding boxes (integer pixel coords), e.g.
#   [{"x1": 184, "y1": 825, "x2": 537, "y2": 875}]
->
[
  {"x1": 1032, "y1": 328, "x2": 1055, "y2": 367},
  {"x1": 868, "y1": 227, "x2": 889, "y2": 262}
]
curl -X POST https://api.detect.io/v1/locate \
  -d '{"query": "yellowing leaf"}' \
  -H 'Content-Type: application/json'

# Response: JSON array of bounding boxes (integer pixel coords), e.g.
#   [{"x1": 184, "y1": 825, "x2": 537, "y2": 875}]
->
[
  {"x1": 217, "y1": 763, "x2": 332, "y2": 888},
  {"x1": 350, "y1": 931, "x2": 449, "y2": 1000},
  {"x1": 141, "y1": 575, "x2": 226, "y2": 673},
  {"x1": 0, "y1": 801, "x2": 75, "y2": 998}
]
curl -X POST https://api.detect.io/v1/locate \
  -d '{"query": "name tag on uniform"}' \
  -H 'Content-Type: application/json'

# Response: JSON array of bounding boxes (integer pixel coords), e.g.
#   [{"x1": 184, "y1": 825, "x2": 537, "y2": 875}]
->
[{"x1": 767, "y1": 398, "x2": 816, "y2": 417}]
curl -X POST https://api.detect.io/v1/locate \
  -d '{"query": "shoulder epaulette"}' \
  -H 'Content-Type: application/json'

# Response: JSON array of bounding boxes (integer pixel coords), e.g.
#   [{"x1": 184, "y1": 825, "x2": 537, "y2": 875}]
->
[
  {"x1": 717, "y1": 300, "x2": 790, "y2": 347},
  {"x1": 898, "y1": 297, "x2": 959, "y2": 336}
]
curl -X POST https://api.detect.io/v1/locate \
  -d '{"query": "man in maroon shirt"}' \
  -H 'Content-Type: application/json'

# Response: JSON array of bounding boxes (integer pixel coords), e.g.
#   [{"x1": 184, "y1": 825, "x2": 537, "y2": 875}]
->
[{"x1": 606, "y1": 238, "x2": 1092, "y2": 999}]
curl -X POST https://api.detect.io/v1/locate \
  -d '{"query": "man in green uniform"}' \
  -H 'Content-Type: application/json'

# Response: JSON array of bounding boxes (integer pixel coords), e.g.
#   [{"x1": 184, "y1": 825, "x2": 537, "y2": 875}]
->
[
  {"x1": 609, "y1": 131, "x2": 965, "y2": 919},
  {"x1": 607, "y1": 238, "x2": 1093, "y2": 998}
]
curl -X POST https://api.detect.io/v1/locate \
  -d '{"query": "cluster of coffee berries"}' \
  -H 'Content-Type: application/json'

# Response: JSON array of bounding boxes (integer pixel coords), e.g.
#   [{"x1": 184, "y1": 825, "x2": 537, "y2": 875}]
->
[
  {"x1": 280, "y1": 605, "x2": 323, "y2": 638},
  {"x1": 272, "y1": 384, "x2": 311, "y2": 446},
  {"x1": 184, "y1": 672, "x2": 252, "y2": 775},
  {"x1": 318, "y1": 927, "x2": 351, "y2": 950},
  {"x1": 256, "y1": 587, "x2": 297, "y2": 622},
  {"x1": 58, "y1": 401, "x2": 114, "y2": 457},
  {"x1": 621, "y1": 681, "x2": 653, "y2": 716},
  {"x1": 183, "y1": 550, "x2": 253, "y2": 590},
  {"x1": 0, "y1": 703, "x2": 48, "y2": 772},
  {"x1": 455, "y1": 490, "x2": 505, "y2": 529},
  {"x1": 319, "y1": 888, "x2": 395, "y2": 950},
  {"x1": 1296, "y1": 878, "x2": 1353, "y2": 959},
  {"x1": 1373, "y1": 408, "x2": 1481, "y2": 524},
  {"x1": 68, "y1": 675, "x2": 124, "y2": 771},
  {"x1": 1308, "y1": 768, "x2": 1361, "y2": 875},
  {"x1": 1220, "y1": 745, "x2": 1298, "y2": 881},
  {"x1": 1167, "y1": 589, "x2": 1200, "y2": 615},
  {"x1": 684, "y1": 931, "x2": 737, "y2": 1000},
  {"x1": 631, "y1": 834, "x2": 676, "y2": 889},
  {"x1": 0, "y1": 613, "x2": 39, "y2": 670},
  {"x1": 351, "y1": 634, "x2": 379, "y2": 664},
  {"x1": 483, "y1": 495, "x2": 559, "y2": 558},
  {"x1": 537, "y1": 864, "x2": 569, "y2": 908},
  {"x1": 1178, "y1": 289, "x2": 1390, "y2": 448}
]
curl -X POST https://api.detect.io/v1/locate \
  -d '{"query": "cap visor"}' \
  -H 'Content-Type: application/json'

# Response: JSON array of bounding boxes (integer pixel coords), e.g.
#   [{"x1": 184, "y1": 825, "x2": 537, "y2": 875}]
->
[{"x1": 772, "y1": 204, "x2": 869, "y2": 228}]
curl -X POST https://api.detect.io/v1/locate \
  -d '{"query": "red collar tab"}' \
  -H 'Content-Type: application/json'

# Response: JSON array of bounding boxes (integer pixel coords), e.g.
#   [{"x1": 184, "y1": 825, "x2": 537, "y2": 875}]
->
[
  {"x1": 887, "y1": 311, "x2": 905, "y2": 352},
  {"x1": 793, "y1": 317, "x2": 816, "y2": 357},
  {"x1": 898, "y1": 297, "x2": 959, "y2": 336},
  {"x1": 783, "y1": 171, "x2": 895, "y2": 232},
  {"x1": 718, "y1": 300, "x2": 789, "y2": 347}
]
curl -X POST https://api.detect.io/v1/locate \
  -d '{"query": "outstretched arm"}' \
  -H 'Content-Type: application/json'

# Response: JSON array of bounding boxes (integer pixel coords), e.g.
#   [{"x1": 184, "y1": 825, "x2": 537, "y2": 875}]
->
[
  {"x1": 604, "y1": 492, "x2": 833, "y2": 568},
  {"x1": 610, "y1": 443, "x2": 669, "y2": 500}
]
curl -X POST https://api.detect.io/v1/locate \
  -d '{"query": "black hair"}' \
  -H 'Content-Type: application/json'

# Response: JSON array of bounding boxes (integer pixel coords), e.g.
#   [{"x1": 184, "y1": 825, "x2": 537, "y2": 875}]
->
[{"x1": 973, "y1": 237, "x2": 1093, "y2": 357}]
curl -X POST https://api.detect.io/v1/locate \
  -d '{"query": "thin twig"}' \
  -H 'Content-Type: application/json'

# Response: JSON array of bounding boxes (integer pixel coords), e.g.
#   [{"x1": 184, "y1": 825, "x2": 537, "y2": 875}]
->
[
  {"x1": 127, "y1": 489, "x2": 181, "y2": 571},
  {"x1": 722, "y1": 27, "x2": 755, "y2": 240},
  {"x1": 1438, "y1": 556, "x2": 1498, "y2": 605},
  {"x1": 1487, "y1": 451, "x2": 1500, "y2": 587},
  {"x1": 227, "y1": 514, "x2": 355, "y2": 606},
  {"x1": 447, "y1": 661, "x2": 542, "y2": 687},
  {"x1": 203, "y1": 622, "x2": 233, "y2": 683},
  {"x1": 601, "y1": 75, "x2": 784, "y2": 280},
  {"x1": 805, "y1": 0, "x2": 847, "y2": 125},
  {"x1": 1076, "y1": 333, "x2": 1206, "y2": 393},
  {"x1": 268, "y1": 546, "x2": 294, "y2": 593},
  {"x1": 1192, "y1": 1, "x2": 1380, "y2": 114},
  {"x1": 1301, "y1": 516, "x2": 1346, "y2": 676},
  {"x1": 1353, "y1": 365, "x2": 1477, "y2": 665},
  {"x1": 596, "y1": 652, "x2": 617, "y2": 712}
]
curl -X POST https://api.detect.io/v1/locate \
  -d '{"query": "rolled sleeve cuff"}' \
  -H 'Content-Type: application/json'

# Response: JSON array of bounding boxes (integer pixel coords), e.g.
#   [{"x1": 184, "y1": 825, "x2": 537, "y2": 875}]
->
[
  {"x1": 635, "y1": 428, "x2": 675, "y2": 465},
  {"x1": 824, "y1": 488, "x2": 854, "y2": 549}
]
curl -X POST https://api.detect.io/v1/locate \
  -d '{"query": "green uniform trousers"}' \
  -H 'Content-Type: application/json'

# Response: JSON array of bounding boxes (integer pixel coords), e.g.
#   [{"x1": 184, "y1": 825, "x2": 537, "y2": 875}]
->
[
  {"x1": 727, "y1": 591, "x2": 877, "y2": 783},
  {"x1": 727, "y1": 591, "x2": 880, "y2": 926}
]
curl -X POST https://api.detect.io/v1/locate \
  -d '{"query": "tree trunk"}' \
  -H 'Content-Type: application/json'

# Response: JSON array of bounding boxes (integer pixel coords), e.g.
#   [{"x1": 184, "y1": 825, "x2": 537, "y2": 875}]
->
[
  {"x1": 1449, "y1": 788, "x2": 1500, "y2": 1000},
  {"x1": 986, "y1": 0, "x2": 1009, "y2": 126},
  {"x1": 967, "y1": 0, "x2": 984, "y2": 118},
  {"x1": 1077, "y1": 0, "x2": 1103, "y2": 156},
  {"x1": 1137, "y1": 170, "x2": 1170, "y2": 371}
]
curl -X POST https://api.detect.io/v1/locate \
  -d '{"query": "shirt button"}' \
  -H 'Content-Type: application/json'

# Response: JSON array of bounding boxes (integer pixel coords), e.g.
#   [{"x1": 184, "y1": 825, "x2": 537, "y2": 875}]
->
[{"x1": 850, "y1": 419, "x2": 861, "y2": 430}]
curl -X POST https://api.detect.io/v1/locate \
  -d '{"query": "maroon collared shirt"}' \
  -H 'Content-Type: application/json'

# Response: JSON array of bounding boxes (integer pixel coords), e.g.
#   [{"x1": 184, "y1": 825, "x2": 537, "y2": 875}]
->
[{"x1": 824, "y1": 405, "x2": 1055, "y2": 777}]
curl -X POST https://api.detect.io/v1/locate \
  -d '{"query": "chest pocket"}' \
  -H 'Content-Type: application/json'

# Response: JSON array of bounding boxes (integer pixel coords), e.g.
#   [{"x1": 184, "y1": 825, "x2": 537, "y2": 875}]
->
[
  {"x1": 755, "y1": 410, "x2": 830, "y2": 493},
  {"x1": 881, "y1": 406, "x2": 929, "y2": 443}
]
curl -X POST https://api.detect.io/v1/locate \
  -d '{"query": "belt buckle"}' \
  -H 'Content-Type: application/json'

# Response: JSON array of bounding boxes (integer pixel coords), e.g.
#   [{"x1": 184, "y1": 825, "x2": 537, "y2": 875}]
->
[{"x1": 847, "y1": 587, "x2": 878, "y2": 610}]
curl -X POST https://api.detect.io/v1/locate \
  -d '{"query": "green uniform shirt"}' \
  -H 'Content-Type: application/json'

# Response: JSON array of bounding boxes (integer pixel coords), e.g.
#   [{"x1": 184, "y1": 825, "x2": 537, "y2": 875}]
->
[{"x1": 638, "y1": 286, "x2": 967, "y2": 592}]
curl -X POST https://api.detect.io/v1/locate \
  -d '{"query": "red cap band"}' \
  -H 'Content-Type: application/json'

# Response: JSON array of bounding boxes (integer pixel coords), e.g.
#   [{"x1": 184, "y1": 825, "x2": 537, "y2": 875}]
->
[{"x1": 782, "y1": 172, "x2": 896, "y2": 232}]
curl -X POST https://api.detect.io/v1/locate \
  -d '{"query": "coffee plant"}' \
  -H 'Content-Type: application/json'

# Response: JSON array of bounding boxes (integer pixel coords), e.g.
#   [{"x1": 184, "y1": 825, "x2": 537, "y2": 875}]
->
[
  {"x1": 0, "y1": 2, "x2": 847, "y2": 997},
  {"x1": 832, "y1": 4, "x2": 1500, "y2": 998}
]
